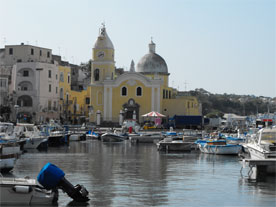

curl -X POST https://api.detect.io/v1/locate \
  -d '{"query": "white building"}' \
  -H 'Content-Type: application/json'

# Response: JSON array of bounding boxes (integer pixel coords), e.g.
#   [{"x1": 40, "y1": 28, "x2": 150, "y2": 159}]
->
[
  {"x1": 223, "y1": 113, "x2": 247, "y2": 129},
  {"x1": 0, "y1": 66, "x2": 11, "y2": 106},
  {"x1": 0, "y1": 43, "x2": 60, "y2": 123}
]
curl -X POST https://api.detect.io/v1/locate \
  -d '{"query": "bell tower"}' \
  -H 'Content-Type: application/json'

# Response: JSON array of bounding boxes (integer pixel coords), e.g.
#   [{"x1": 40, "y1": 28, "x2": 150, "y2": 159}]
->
[{"x1": 91, "y1": 24, "x2": 115, "y2": 84}]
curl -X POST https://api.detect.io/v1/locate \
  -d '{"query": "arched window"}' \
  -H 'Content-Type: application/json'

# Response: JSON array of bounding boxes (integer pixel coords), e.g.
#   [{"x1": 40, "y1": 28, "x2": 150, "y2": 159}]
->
[
  {"x1": 94, "y1": 69, "x2": 99, "y2": 81},
  {"x1": 18, "y1": 81, "x2": 33, "y2": 91},
  {"x1": 17, "y1": 95, "x2": 32, "y2": 107},
  {"x1": 67, "y1": 74, "x2": 70, "y2": 83},
  {"x1": 122, "y1": 87, "x2": 127, "y2": 96},
  {"x1": 136, "y1": 87, "x2": 142, "y2": 96}
]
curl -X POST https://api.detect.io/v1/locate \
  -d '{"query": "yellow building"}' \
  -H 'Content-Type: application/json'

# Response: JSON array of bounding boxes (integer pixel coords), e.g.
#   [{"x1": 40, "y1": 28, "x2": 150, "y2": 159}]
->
[
  {"x1": 58, "y1": 65, "x2": 90, "y2": 123},
  {"x1": 88, "y1": 24, "x2": 201, "y2": 124}
]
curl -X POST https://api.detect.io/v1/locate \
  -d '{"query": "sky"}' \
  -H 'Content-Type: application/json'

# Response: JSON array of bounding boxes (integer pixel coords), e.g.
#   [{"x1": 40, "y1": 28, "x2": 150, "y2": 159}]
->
[{"x1": 1, "y1": 0, "x2": 275, "y2": 97}]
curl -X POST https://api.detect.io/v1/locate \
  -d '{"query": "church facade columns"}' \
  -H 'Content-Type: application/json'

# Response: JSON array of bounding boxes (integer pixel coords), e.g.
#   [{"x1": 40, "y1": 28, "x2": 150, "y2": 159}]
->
[{"x1": 103, "y1": 85, "x2": 113, "y2": 121}]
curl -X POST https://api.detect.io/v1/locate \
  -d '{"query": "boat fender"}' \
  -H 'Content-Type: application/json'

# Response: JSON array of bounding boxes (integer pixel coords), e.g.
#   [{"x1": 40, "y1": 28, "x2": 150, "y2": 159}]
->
[{"x1": 13, "y1": 185, "x2": 32, "y2": 193}]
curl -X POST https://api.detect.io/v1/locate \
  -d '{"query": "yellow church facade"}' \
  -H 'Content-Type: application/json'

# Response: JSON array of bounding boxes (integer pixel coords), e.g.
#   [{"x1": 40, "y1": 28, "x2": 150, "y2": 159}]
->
[{"x1": 88, "y1": 25, "x2": 201, "y2": 124}]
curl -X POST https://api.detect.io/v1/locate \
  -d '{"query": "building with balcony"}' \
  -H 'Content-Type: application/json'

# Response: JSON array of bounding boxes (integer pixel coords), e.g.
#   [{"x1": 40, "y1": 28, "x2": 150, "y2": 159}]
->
[
  {"x1": 11, "y1": 61, "x2": 60, "y2": 123},
  {"x1": 0, "y1": 43, "x2": 60, "y2": 123}
]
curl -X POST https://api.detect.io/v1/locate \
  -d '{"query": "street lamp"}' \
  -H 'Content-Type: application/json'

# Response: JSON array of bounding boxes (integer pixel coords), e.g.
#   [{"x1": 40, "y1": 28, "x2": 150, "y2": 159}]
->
[
  {"x1": 124, "y1": 108, "x2": 128, "y2": 120},
  {"x1": 14, "y1": 104, "x2": 19, "y2": 123},
  {"x1": 88, "y1": 106, "x2": 94, "y2": 123}
]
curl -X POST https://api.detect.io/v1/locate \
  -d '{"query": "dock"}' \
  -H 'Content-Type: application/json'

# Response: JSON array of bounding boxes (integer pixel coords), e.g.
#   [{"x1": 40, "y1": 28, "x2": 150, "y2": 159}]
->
[{"x1": 241, "y1": 159, "x2": 276, "y2": 180}]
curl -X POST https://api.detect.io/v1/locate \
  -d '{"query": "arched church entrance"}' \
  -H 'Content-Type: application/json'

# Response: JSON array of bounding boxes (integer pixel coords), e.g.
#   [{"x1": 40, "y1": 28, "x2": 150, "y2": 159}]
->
[{"x1": 122, "y1": 99, "x2": 140, "y2": 122}]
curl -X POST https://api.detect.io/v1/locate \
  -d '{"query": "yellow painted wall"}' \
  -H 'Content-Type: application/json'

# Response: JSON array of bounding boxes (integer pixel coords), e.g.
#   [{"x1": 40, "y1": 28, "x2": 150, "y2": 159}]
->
[
  {"x1": 91, "y1": 63, "x2": 115, "y2": 83},
  {"x1": 162, "y1": 96, "x2": 201, "y2": 117},
  {"x1": 92, "y1": 48, "x2": 114, "y2": 61},
  {"x1": 111, "y1": 80, "x2": 152, "y2": 122},
  {"x1": 58, "y1": 65, "x2": 71, "y2": 95},
  {"x1": 89, "y1": 85, "x2": 104, "y2": 122},
  {"x1": 144, "y1": 74, "x2": 169, "y2": 87},
  {"x1": 68, "y1": 89, "x2": 90, "y2": 117},
  {"x1": 58, "y1": 66, "x2": 71, "y2": 114},
  {"x1": 91, "y1": 47, "x2": 115, "y2": 83},
  {"x1": 59, "y1": 65, "x2": 90, "y2": 121}
]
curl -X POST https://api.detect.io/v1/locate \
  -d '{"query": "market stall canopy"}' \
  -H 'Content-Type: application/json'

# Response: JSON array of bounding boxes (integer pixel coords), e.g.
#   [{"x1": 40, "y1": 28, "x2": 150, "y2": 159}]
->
[{"x1": 142, "y1": 111, "x2": 165, "y2": 117}]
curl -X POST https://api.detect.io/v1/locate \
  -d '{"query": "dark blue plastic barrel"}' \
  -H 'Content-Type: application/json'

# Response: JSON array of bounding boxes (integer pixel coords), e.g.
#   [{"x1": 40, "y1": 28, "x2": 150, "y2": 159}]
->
[{"x1": 37, "y1": 163, "x2": 65, "y2": 190}]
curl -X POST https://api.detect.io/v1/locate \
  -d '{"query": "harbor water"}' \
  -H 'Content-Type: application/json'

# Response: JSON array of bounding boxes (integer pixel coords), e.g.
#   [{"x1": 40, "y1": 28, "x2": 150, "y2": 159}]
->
[{"x1": 10, "y1": 140, "x2": 276, "y2": 207}]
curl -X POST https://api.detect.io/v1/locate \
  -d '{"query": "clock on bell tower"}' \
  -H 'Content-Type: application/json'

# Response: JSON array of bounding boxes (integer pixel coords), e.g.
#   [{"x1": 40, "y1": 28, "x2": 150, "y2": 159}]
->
[{"x1": 91, "y1": 24, "x2": 115, "y2": 84}]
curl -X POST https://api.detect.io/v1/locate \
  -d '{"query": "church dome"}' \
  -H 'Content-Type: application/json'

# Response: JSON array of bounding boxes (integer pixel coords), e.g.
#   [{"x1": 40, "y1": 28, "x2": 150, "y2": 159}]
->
[
  {"x1": 93, "y1": 24, "x2": 114, "y2": 49},
  {"x1": 137, "y1": 41, "x2": 168, "y2": 74}
]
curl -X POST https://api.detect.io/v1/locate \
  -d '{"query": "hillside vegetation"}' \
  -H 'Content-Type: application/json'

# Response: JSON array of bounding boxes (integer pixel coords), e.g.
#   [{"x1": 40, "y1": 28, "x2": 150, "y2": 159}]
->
[{"x1": 188, "y1": 89, "x2": 276, "y2": 117}]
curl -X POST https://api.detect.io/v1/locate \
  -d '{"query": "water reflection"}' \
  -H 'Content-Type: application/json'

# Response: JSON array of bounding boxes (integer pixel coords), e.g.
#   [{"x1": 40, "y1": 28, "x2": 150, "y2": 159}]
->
[
  {"x1": 87, "y1": 142, "x2": 169, "y2": 206},
  {"x1": 7, "y1": 140, "x2": 276, "y2": 207}
]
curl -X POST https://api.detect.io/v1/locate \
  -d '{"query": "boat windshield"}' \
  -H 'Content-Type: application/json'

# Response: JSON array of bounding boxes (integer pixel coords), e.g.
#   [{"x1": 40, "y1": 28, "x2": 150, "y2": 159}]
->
[
  {"x1": 0, "y1": 125, "x2": 13, "y2": 133},
  {"x1": 258, "y1": 128, "x2": 276, "y2": 144},
  {"x1": 25, "y1": 126, "x2": 34, "y2": 131}
]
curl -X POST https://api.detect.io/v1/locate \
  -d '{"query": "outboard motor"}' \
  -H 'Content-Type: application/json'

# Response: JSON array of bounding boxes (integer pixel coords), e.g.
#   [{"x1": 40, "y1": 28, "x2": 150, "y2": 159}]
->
[{"x1": 37, "y1": 163, "x2": 89, "y2": 202}]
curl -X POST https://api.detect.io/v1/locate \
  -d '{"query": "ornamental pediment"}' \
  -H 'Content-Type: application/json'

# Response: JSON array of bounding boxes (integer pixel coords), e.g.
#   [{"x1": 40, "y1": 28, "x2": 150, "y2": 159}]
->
[{"x1": 126, "y1": 79, "x2": 137, "y2": 86}]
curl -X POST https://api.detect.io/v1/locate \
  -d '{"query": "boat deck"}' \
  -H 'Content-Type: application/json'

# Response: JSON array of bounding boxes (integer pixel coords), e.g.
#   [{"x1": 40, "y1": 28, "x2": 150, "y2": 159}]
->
[
  {"x1": 0, "y1": 177, "x2": 37, "y2": 186},
  {"x1": 243, "y1": 158, "x2": 276, "y2": 166}
]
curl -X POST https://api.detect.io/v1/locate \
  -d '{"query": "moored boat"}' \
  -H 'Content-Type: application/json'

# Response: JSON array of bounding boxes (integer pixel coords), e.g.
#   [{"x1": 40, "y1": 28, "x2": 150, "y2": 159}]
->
[
  {"x1": 14, "y1": 123, "x2": 48, "y2": 150},
  {"x1": 41, "y1": 123, "x2": 70, "y2": 147},
  {"x1": 0, "y1": 162, "x2": 90, "y2": 205},
  {"x1": 69, "y1": 133, "x2": 86, "y2": 141},
  {"x1": 129, "y1": 132, "x2": 163, "y2": 143},
  {"x1": 246, "y1": 127, "x2": 276, "y2": 160},
  {"x1": 0, "y1": 141, "x2": 21, "y2": 172},
  {"x1": 197, "y1": 139, "x2": 242, "y2": 155},
  {"x1": 0, "y1": 177, "x2": 58, "y2": 205},
  {"x1": 86, "y1": 130, "x2": 99, "y2": 140},
  {"x1": 101, "y1": 133, "x2": 125, "y2": 142},
  {"x1": 157, "y1": 137, "x2": 193, "y2": 152}
]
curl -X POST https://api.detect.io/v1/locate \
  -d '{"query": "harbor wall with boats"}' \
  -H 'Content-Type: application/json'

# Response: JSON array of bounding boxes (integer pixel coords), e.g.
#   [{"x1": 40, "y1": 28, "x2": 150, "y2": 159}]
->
[{"x1": 0, "y1": 117, "x2": 276, "y2": 205}]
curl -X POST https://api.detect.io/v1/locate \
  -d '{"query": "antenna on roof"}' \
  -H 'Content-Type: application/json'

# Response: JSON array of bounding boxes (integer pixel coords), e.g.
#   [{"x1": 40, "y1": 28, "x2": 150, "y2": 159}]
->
[
  {"x1": 71, "y1": 56, "x2": 74, "y2": 64},
  {"x1": 184, "y1": 81, "x2": 188, "y2": 91},
  {"x1": 3, "y1": 37, "x2": 6, "y2": 46}
]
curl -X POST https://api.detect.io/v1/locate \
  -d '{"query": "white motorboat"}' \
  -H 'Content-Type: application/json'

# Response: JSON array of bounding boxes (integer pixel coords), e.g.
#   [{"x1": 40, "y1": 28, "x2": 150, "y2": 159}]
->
[
  {"x1": 69, "y1": 132, "x2": 86, "y2": 141},
  {"x1": 0, "y1": 177, "x2": 58, "y2": 205},
  {"x1": 101, "y1": 133, "x2": 125, "y2": 142},
  {"x1": 246, "y1": 127, "x2": 276, "y2": 160},
  {"x1": 129, "y1": 132, "x2": 163, "y2": 143},
  {"x1": 0, "y1": 122, "x2": 14, "y2": 138},
  {"x1": 86, "y1": 131, "x2": 99, "y2": 140},
  {"x1": 197, "y1": 139, "x2": 242, "y2": 155},
  {"x1": 41, "y1": 123, "x2": 70, "y2": 147},
  {"x1": 0, "y1": 162, "x2": 90, "y2": 205},
  {"x1": 157, "y1": 138, "x2": 193, "y2": 152},
  {"x1": 14, "y1": 123, "x2": 48, "y2": 150},
  {"x1": 0, "y1": 141, "x2": 21, "y2": 172}
]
